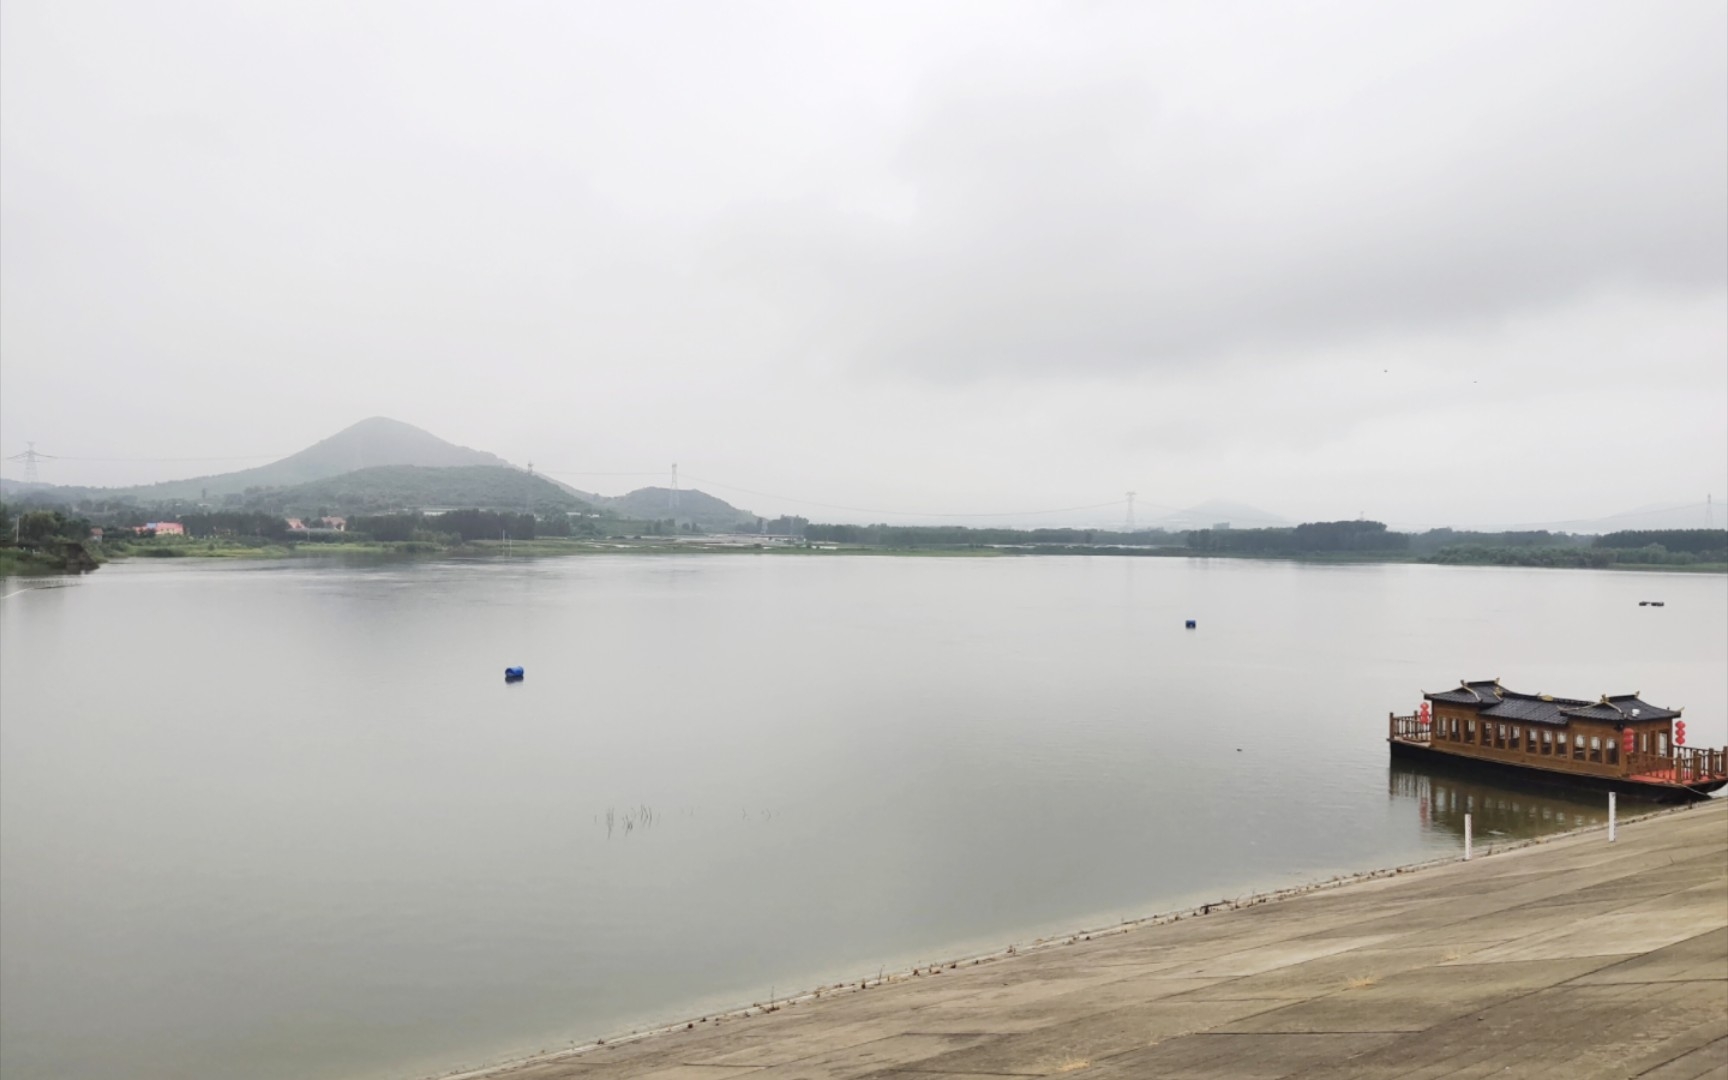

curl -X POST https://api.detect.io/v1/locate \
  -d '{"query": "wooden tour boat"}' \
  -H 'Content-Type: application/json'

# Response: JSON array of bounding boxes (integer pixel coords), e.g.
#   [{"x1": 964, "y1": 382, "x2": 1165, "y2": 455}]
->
[{"x1": 1388, "y1": 679, "x2": 1728, "y2": 801}]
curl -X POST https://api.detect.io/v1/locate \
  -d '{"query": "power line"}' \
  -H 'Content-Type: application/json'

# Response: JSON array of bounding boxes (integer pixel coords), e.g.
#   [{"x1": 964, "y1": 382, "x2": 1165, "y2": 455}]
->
[
  {"x1": 5, "y1": 443, "x2": 56, "y2": 484},
  {"x1": 534, "y1": 469, "x2": 668, "y2": 477},
  {"x1": 1, "y1": 441, "x2": 1170, "y2": 523},
  {"x1": 539, "y1": 465, "x2": 1165, "y2": 520},
  {"x1": 3, "y1": 450, "x2": 285, "y2": 463},
  {"x1": 679, "y1": 472, "x2": 1134, "y2": 520},
  {"x1": 1380, "y1": 500, "x2": 1719, "y2": 532}
]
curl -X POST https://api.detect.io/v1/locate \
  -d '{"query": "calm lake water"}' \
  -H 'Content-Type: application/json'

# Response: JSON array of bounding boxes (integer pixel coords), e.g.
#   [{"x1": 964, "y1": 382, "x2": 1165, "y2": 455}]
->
[{"x1": 2, "y1": 555, "x2": 1724, "y2": 1080}]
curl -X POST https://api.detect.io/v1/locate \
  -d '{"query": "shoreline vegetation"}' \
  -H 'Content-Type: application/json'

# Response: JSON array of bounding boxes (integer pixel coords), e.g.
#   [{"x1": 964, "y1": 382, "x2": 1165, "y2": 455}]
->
[{"x1": 2, "y1": 503, "x2": 1724, "y2": 576}]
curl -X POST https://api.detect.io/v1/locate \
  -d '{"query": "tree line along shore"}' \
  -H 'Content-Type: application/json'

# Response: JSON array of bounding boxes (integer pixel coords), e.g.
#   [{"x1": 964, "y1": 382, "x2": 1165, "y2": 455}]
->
[{"x1": 2, "y1": 501, "x2": 1723, "y2": 576}]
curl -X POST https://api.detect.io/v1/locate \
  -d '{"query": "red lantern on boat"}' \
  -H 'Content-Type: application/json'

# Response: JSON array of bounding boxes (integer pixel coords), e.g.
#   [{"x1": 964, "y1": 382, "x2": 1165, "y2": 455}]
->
[
  {"x1": 1674, "y1": 721, "x2": 1686, "y2": 746},
  {"x1": 1621, "y1": 729, "x2": 1635, "y2": 756},
  {"x1": 1418, "y1": 701, "x2": 1431, "y2": 726}
]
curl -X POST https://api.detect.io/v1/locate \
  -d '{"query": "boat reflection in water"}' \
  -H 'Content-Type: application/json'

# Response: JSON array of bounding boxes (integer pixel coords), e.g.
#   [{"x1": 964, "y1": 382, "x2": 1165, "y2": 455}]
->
[{"x1": 1388, "y1": 757, "x2": 1671, "y2": 845}]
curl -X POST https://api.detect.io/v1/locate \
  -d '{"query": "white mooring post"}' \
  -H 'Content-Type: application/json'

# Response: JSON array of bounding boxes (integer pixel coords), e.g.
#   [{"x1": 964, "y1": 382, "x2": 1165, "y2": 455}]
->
[
  {"x1": 1464, "y1": 813, "x2": 1473, "y2": 861},
  {"x1": 1608, "y1": 792, "x2": 1617, "y2": 843}
]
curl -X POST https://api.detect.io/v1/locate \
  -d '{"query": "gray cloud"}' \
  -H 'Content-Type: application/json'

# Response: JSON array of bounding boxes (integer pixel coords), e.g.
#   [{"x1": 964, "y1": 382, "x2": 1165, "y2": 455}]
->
[
  {"x1": 1, "y1": 1, "x2": 1723, "y2": 526},
  {"x1": 718, "y1": 3, "x2": 1727, "y2": 379}
]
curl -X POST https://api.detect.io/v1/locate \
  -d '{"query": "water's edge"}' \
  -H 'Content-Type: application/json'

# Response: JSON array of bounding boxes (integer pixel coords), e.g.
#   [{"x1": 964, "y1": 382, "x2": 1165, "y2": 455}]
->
[{"x1": 428, "y1": 800, "x2": 1707, "y2": 1080}]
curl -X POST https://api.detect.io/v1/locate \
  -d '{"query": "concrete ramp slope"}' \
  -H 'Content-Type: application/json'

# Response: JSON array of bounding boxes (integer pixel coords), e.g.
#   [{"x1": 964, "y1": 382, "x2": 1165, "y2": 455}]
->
[{"x1": 473, "y1": 800, "x2": 1727, "y2": 1080}]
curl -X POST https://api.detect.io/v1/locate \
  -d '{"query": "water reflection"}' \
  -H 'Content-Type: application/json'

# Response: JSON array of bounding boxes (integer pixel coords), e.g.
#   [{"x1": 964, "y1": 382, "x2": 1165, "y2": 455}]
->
[
  {"x1": 1389, "y1": 758, "x2": 1664, "y2": 840},
  {"x1": 3, "y1": 557, "x2": 1724, "y2": 1080}
]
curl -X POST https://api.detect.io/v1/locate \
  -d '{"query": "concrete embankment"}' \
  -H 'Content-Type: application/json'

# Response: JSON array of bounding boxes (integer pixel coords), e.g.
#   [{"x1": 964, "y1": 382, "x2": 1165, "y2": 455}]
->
[{"x1": 470, "y1": 800, "x2": 1727, "y2": 1079}]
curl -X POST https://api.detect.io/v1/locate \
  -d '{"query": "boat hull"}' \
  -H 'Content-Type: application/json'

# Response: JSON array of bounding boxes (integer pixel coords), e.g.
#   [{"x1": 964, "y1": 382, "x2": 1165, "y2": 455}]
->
[{"x1": 1388, "y1": 738, "x2": 1726, "y2": 803}]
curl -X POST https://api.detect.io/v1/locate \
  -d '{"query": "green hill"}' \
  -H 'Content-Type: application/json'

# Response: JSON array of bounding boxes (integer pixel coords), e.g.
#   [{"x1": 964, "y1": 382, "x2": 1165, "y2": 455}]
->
[
  {"x1": 120, "y1": 417, "x2": 510, "y2": 501},
  {"x1": 252, "y1": 466, "x2": 591, "y2": 515},
  {"x1": 603, "y1": 486, "x2": 755, "y2": 528},
  {"x1": 1, "y1": 416, "x2": 757, "y2": 529}
]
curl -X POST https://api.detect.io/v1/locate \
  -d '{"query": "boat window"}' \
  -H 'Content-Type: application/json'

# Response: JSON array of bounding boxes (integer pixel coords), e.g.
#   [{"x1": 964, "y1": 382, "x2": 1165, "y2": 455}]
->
[
  {"x1": 1497, "y1": 723, "x2": 1507, "y2": 749},
  {"x1": 1589, "y1": 736, "x2": 1602, "y2": 763},
  {"x1": 1606, "y1": 740, "x2": 1618, "y2": 766},
  {"x1": 1451, "y1": 718, "x2": 1460, "y2": 741},
  {"x1": 1574, "y1": 734, "x2": 1586, "y2": 760},
  {"x1": 1511, "y1": 726, "x2": 1522, "y2": 751},
  {"x1": 1657, "y1": 732, "x2": 1668, "y2": 756},
  {"x1": 1541, "y1": 730, "x2": 1552, "y2": 755},
  {"x1": 1638, "y1": 732, "x2": 1648, "y2": 753},
  {"x1": 1467, "y1": 719, "x2": 1476, "y2": 742},
  {"x1": 1526, "y1": 728, "x2": 1538, "y2": 753}
]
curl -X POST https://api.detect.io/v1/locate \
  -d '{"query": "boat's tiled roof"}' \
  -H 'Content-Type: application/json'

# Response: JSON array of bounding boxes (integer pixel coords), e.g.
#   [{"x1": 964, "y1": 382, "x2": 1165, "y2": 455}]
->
[
  {"x1": 1560, "y1": 695, "x2": 1682, "y2": 723},
  {"x1": 1425, "y1": 680, "x2": 1503, "y2": 705},
  {"x1": 1481, "y1": 692, "x2": 1592, "y2": 726},
  {"x1": 1425, "y1": 682, "x2": 1680, "y2": 725}
]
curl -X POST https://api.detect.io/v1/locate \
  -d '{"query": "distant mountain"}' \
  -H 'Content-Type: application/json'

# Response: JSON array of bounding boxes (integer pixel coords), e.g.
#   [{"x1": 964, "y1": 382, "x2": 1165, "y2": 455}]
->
[
  {"x1": 600, "y1": 486, "x2": 755, "y2": 528},
  {"x1": 118, "y1": 417, "x2": 511, "y2": 501},
  {"x1": 258, "y1": 466, "x2": 591, "y2": 515},
  {"x1": 532, "y1": 477, "x2": 754, "y2": 527},
  {"x1": 1147, "y1": 500, "x2": 1290, "y2": 531},
  {"x1": 0, "y1": 478, "x2": 71, "y2": 502},
  {"x1": 0, "y1": 413, "x2": 757, "y2": 526},
  {"x1": 1506, "y1": 501, "x2": 1719, "y2": 535}
]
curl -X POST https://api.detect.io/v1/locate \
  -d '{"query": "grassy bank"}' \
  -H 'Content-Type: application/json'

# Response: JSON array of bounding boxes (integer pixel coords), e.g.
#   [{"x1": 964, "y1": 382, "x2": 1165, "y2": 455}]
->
[
  {"x1": 70, "y1": 536, "x2": 1728, "y2": 572},
  {"x1": 0, "y1": 548, "x2": 74, "y2": 576},
  {"x1": 105, "y1": 537, "x2": 443, "y2": 560}
]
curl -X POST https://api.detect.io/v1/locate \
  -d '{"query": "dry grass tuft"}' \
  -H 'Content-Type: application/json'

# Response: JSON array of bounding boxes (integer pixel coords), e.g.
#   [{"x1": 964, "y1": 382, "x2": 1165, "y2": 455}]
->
[
  {"x1": 1346, "y1": 975, "x2": 1379, "y2": 990},
  {"x1": 1056, "y1": 1061, "x2": 1091, "y2": 1072}
]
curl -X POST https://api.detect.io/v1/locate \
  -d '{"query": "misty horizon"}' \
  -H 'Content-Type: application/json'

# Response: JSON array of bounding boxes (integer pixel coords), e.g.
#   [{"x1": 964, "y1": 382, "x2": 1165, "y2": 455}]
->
[
  {"x1": 2, "y1": 2, "x2": 1724, "y2": 531},
  {"x1": 1, "y1": 410, "x2": 1719, "y2": 534}
]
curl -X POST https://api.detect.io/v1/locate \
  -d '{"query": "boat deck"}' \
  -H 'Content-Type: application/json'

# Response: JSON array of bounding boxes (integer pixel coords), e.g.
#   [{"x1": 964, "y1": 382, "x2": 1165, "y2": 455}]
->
[{"x1": 1388, "y1": 716, "x2": 1727, "y2": 799}]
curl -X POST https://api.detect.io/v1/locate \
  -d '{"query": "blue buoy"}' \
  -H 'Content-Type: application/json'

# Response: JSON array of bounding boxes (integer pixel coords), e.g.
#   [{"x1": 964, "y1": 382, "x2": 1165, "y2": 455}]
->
[
  {"x1": 1185, "y1": 619, "x2": 1197, "y2": 629},
  {"x1": 504, "y1": 666, "x2": 525, "y2": 682}
]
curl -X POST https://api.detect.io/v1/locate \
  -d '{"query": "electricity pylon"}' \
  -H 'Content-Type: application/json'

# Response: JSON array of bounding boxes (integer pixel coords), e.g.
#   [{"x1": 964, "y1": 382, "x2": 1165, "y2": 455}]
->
[{"x1": 6, "y1": 442, "x2": 56, "y2": 485}]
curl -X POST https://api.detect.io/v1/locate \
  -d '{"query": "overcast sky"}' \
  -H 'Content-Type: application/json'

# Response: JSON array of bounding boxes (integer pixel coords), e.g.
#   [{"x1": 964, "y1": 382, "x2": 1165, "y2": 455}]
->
[{"x1": 2, "y1": 1, "x2": 1723, "y2": 528}]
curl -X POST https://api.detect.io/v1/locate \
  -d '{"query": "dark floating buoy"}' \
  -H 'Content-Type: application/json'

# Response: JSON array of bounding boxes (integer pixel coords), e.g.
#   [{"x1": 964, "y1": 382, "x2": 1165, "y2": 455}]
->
[
  {"x1": 1639, "y1": 601, "x2": 1665, "y2": 608},
  {"x1": 504, "y1": 666, "x2": 525, "y2": 682},
  {"x1": 1185, "y1": 619, "x2": 1197, "y2": 629}
]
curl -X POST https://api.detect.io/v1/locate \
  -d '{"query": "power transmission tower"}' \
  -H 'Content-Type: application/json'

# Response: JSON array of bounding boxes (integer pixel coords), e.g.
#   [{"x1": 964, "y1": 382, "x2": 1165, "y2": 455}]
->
[
  {"x1": 1125, "y1": 491, "x2": 1137, "y2": 533},
  {"x1": 6, "y1": 442, "x2": 56, "y2": 485}
]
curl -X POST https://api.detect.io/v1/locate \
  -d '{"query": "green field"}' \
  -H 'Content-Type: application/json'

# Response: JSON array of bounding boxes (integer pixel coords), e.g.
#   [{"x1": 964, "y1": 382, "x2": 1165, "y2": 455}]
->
[{"x1": 11, "y1": 533, "x2": 1724, "y2": 577}]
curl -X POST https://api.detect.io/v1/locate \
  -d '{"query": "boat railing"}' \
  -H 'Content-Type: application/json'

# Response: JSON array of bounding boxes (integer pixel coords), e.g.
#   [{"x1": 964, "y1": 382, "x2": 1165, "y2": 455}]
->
[
  {"x1": 1388, "y1": 712, "x2": 1431, "y2": 743},
  {"x1": 1627, "y1": 746, "x2": 1728, "y2": 784}
]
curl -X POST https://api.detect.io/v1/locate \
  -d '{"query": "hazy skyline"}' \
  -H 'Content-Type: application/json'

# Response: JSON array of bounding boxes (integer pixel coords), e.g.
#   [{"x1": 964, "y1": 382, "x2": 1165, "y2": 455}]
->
[{"x1": 2, "y1": 1, "x2": 1724, "y2": 528}]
